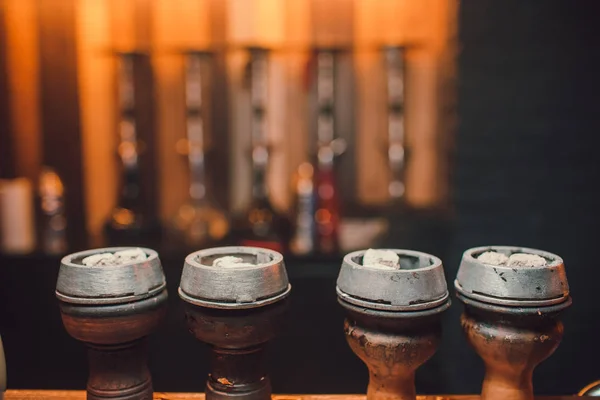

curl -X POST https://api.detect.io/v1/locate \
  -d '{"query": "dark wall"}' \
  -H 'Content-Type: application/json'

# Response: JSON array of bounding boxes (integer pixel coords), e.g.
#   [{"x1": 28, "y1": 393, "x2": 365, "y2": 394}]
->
[{"x1": 444, "y1": 0, "x2": 600, "y2": 395}]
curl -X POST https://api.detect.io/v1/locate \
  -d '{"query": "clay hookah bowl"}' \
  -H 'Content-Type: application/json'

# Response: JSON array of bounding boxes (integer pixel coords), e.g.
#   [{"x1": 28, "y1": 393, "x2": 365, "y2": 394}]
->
[
  {"x1": 336, "y1": 249, "x2": 451, "y2": 400},
  {"x1": 455, "y1": 245, "x2": 571, "y2": 400},
  {"x1": 56, "y1": 247, "x2": 168, "y2": 400},
  {"x1": 178, "y1": 246, "x2": 291, "y2": 400}
]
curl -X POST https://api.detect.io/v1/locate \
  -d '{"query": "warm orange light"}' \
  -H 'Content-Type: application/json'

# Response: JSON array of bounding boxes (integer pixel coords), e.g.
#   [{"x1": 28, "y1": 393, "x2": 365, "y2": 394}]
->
[
  {"x1": 248, "y1": 209, "x2": 272, "y2": 224},
  {"x1": 298, "y1": 162, "x2": 314, "y2": 178},
  {"x1": 315, "y1": 208, "x2": 331, "y2": 224},
  {"x1": 228, "y1": 0, "x2": 286, "y2": 47},
  {"x1": 112, "y1": 208, "x2": 135, "y2": 227},
  {"x1": 153, "y1": 0, "x2": 213, "y2": 49}
]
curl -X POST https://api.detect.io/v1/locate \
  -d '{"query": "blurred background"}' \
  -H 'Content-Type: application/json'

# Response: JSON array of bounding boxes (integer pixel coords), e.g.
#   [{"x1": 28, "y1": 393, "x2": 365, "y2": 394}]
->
[{"x1": 0, "y1": 0, "x2": 599, "y2": 396}]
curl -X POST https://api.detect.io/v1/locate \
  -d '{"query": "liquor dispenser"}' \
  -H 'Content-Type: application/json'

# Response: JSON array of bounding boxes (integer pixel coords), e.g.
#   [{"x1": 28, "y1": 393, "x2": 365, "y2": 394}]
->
[
  {"x1": 104, "y1": 52, "x2": 161, "y2": 247},
  {"x1": 383, "y1": 46, "x2": 407, "y2": 203},
  {"x1": 172, "y1": 51, "x2": 229, "y2": 247},
  {"x1": 455, "y1": 246, "x2": 571, "y2": 400},
  {"x1": 290, "y1": 162, "x2": 316, "y2": 255},
  {"x1": 233, "y1": 48, "x2": 291, "y2": 252},
  {"x1": 56, "y1": 247, "x2": 168, "y2": 400},
  {"x1": 291, "y1": 48, "x2": 348, "y2": 256},
  {"x1": 178, "y1": 246, "x2": 291, "y2": 400},
  {"x1": 337, "y1": 249, "x2": 450, "y2": 400},
  {"x1": 38, "y1": 167, "x2": 67, "y2": 254},
  {"x1": 313, "y1": 48, "x2": 346, "y2": 254}
]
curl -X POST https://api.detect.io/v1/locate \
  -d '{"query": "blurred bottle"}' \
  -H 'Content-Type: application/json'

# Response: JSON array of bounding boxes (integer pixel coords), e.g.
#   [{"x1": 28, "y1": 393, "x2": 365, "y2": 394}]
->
[
  {"x1": 232, "y1": 48, "x2": 291, "y2": 253},
  {"x1": 383, "y1": 46, "x2": 408, "y2": 208},
  {"x1": 236, "y1": 149, "x2": 291, "y2": 253},
  {"x1": 0, "y1": 178, "x2": 36, "y2": 254},
  {"x1": 38, "y1": 167, "x2": 67, "y2": 255},
  {"x1": 377, "y1": 46, "x2": 416, "y2": 252},
  {"x1": 290, "y1": 162, "x2": 316, "y2": 255},
  {"x1": 312, "y1": 49, "x2": 345, "y2": 254},
  {"x1": 104, "y1": 52, "x2": 161, "y2": 246},
  {"x1": 172, "y1": 52, "x2": 229, "y2": 248},
  {"x1": 313, "y1": 153, "x2": 341, "y2": 254}
]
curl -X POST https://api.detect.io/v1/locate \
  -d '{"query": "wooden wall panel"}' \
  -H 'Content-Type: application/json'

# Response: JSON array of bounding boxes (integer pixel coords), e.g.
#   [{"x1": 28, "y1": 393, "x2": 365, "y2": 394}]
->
[
  {"x1": 286, "y1": 0, "x2": 311, "y2": 49},
  {"x1": 75, "y1": 0, "x2": 117, "y2": 245},
  {"x1": 354, "y1": 50, "x2": 390, "y2": 205},
  {"x1": 310, "y1": 0, "x2": 354, "y2": 47},
  {"x1": 0, "y1": 0, "x2": 14, "y2": 179},
  {"x1": 37, "y1": 0, "x2": 87, "y2": 249},
  {"x1": 404, "y1": 50, "x2": 439, "y2": 207},
  {"x1": 2, "y1": 0, "x2": 41, "y2": 182},
  {"x1": 109, "y1": 0, "x2": 139, "y2": 51},
  {"x1": 152, "y1": 44, "x2": 188, "y2": 225},
  {"x1": 154, "y1": 0, "x2": 212, "y2": 50},
  {"x1": 228, "y1": 0, "x2": 286, "y2": 48},
  {"x1": 208, "y1": 0, "x2": 232, "y2": 210},
  {"x1": 226, "y1": 49, "x2": 251, "y2": 214},
  {"x1": 132, "y1": 52, "x2": 160, "y2": 225},
  {"x1": 265, "y1": 52, "x2": 291, "y2": 211},
  {"x1": 355, "y1": 0, "x2": 407, "y2": 45}
]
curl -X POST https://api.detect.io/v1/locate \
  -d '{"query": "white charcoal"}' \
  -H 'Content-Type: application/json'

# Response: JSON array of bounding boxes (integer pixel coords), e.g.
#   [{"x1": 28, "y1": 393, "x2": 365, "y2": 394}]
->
[
  {"x1": 213, "y1": 256, "x2": 255, "y2": 268},
  {"x1": 82, "y1": 252, "x2": 117, "y2": 266},
  {"x1": 363, "y1": 249, "x2": 401, "y2": 269},
  {"x1": 114, "y1": 248, "x2": 147, "y2": 264},
  {"x1": 82, "y1": 248, "x2": 147, "y2": 267},
  {"x1": 477, "y1": 251, "x2": 509, "y2": 266},
  {"x1": 507, "y1": 253, "x2": 547, "y2": 267}
]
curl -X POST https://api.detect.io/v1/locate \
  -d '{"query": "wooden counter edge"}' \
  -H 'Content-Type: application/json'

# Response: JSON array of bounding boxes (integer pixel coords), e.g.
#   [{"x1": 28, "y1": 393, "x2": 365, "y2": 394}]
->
[{"x1": 2, "y1": 390, "x2": 585, "y2": 400}]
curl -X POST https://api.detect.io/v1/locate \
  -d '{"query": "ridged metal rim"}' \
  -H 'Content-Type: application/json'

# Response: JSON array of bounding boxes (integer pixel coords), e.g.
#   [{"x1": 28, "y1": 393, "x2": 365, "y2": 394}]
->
[
  {"x1": 456, "y1": 292, "x2": 572, "y2": 315},
  {"x1": 454, "y1": 280, "x2": 567, "y2": 307},
  {"x1": 179, "y1": 284, "x2": 291, "y2": 310},
  {"x1": 56, "y1": 283, "x2": 167, "y2": 305},
  {"x1": 338, "y1": 296, "x2": 451, "y2": 319},
  {"x1": 337, "y1": 286, "x2": 450, "y2": 311}
]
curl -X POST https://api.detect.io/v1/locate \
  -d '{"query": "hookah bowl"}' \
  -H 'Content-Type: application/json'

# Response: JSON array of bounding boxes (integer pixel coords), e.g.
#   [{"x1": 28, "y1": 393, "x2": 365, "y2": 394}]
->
[
  {"x1": 455, "y1": 246, "x2": 571, "y2": 400},
  {"x1": 336, "y1": 249, "x2": 451, "y2": 400},
  {"x1": 56, "y1": 247, "x2": 168, "y2": 400},
  {"x1": 178, "y1": 246, "x2": 291, "y2": 400}
]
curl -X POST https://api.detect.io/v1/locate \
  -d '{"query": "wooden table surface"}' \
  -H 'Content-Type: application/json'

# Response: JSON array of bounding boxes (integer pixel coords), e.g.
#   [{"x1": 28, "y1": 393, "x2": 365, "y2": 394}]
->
[{"x1": 1, "y1": 391, "x2": 586, "y2": 400}]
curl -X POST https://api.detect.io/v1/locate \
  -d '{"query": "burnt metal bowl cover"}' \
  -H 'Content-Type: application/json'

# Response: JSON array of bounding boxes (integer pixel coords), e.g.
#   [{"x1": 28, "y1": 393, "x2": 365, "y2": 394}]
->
[
  {"x1": 179, "y1": 246, "x2": 291, "y2": 309},
  {"x1": 455, "y1": 245, "x2": 570, "y2": 307},
  {"x1": 56, "y1": 247, "x2": 166, "y2": 305},
  {"x1": 336, "y1": 249, "x2": 449, "y2": 312}
]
